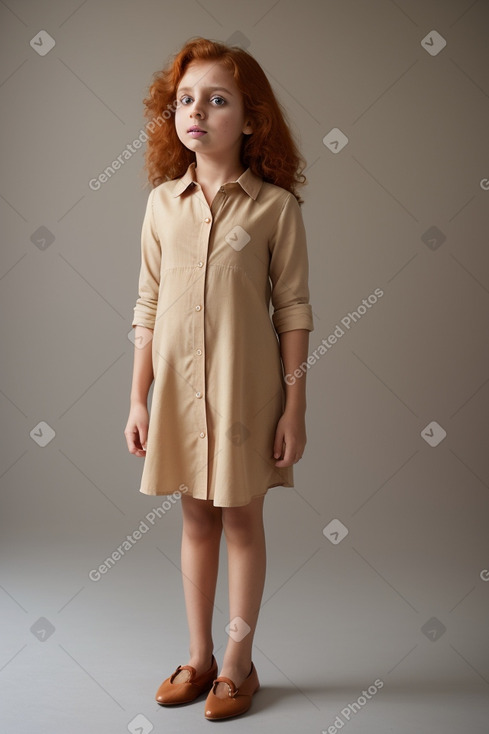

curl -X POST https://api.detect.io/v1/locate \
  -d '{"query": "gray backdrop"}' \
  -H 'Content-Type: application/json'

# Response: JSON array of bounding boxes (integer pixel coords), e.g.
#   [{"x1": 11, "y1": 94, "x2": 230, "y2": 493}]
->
[{"x1": 1, "y1": 1, "x2": 488, "y2": 733}]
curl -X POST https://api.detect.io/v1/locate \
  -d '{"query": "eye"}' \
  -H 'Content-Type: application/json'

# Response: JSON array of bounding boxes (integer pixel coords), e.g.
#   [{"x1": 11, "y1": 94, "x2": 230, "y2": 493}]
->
[
  {"x1": 211, "y1": 96, "x2": 226, "y2": 106},
  {"x1": 180, "y1": 95, "x2": 192, "y2": 105}
]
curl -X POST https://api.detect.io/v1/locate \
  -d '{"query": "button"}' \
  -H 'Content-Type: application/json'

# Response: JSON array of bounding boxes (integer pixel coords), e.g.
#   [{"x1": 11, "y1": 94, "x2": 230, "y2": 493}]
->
[
  {"x1": 199, "y1": 432, "x2": 206, "y2": 438},
  {"x1": 197, "y1": 261, "x2": 204, "y2": 267},
  {"x1": 195, "y1": 349, "x2": 202, "y2": 355},
  {"x1": 195, "y1": 305, "x2": 201, "y2": 311},
  {"x1": 204, "y1": 217, "x2": 211, "y2": 223},
  {"x1": 195, "y1": 391, "x2": 202, "y2": 398}
]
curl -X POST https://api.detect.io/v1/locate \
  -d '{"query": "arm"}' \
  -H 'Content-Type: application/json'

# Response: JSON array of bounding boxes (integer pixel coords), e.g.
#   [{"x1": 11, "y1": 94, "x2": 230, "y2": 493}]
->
[
  {"x1": 279, "y1": 328, "x2": 309, "y2": 412},
  {"x1": 268, "y1": 194, "x2": 314, "y2": 468},
  {"x1": 273, "y1": 328, "x2": 310, "y2": 467},
  {"x1": 124, "y1": 326, "x2": 154, "y2": 457},
  {"x1": 125, "y1": 189, "x2": 160, "y2": 457}
]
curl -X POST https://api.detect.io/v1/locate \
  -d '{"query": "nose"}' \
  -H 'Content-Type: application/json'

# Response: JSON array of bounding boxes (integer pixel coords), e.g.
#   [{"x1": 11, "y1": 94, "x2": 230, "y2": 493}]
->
[{"x1": 189, "y1": 99, "x2": 204, "y2": 119}]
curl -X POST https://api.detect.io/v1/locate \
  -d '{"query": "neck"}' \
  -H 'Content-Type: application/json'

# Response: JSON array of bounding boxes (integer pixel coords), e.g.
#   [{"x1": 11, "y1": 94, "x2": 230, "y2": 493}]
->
[{"x1": 193, "y1": 154, "x2": 245, "y2": 185}]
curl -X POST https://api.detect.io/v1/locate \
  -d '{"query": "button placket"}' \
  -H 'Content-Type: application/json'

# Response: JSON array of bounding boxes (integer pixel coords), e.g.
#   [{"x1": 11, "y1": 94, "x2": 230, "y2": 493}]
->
[
  {"x1": 193, "y1": 211, "x2": 212, "y2": 476},
  {"x1": 191, "y1": 194, "x2": 225, "y2": 495}
]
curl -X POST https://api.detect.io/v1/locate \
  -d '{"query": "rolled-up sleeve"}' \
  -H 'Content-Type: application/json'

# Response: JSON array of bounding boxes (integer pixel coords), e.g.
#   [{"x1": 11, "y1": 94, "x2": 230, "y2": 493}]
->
[
  {"x1": 131, "y1": 188, "x2": 161, "y2": 329},
  {"x1": 268, "y1": 193, "x2": 314, "y2": 334}
]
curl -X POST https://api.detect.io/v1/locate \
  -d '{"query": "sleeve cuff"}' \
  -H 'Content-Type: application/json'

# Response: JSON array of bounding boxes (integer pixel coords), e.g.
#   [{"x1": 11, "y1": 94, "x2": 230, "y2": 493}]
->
[
  {"x1": 272, "y1": 303, "x2": 314, "y2": 334},
  {"x1": 131, "y1": 303, "x2": 157, "y2": 330}
]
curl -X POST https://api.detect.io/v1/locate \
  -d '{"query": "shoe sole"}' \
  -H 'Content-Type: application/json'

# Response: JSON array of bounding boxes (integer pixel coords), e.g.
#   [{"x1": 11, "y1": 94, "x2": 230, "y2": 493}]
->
[{"x1": 156, "y1": 686, "x2": 214, "y2": 706}]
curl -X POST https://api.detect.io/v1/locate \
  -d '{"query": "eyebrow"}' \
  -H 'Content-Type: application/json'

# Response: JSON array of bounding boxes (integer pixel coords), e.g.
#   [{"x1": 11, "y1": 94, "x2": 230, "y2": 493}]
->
[{"x1": 177, "y1": 86, "x2": 234, "y2": 96}]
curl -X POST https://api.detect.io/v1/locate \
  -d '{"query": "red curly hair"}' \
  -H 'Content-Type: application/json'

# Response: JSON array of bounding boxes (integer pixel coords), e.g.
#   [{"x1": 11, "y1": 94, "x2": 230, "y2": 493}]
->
[{"x1": 142, "y1": 36, "x2": 307, "y2": 204}]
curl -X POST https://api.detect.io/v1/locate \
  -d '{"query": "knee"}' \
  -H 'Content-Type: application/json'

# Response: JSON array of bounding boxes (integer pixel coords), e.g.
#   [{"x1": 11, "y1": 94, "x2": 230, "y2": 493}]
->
[
  {"x1": 182, "y1": 500, "x2": 222, "y2": 542},
  {"x1": 222, "y1": 507, "x2": 264, "y2": 546}
]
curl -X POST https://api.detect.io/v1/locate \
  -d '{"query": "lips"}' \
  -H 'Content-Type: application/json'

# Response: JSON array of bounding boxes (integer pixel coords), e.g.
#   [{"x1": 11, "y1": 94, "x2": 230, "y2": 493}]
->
[{"x1": 187, "y1": 126, "x2": 206, "y2": 133}]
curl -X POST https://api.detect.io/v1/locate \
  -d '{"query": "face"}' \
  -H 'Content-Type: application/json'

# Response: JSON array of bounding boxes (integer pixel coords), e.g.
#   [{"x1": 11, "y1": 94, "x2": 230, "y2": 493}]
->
[{"x1": 174, "y1": 60, "x2": 253, "y2": 164}]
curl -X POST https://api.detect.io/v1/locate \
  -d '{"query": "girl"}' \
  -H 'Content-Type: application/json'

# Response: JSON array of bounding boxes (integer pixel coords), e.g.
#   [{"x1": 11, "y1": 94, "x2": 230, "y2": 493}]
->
[{"x1": 124, "y1": 36, "x2": 314, "y2": 721}]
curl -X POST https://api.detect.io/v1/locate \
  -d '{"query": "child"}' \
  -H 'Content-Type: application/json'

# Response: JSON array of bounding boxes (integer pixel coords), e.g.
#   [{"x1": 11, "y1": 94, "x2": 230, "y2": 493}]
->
[{"x1": 124, "y1": 36, "x2": 314, "y2": 721}]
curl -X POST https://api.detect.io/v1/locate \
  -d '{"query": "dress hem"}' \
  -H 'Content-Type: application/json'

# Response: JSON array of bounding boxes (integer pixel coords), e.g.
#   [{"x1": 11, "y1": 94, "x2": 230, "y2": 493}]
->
[{"x1": 138, "y1": 482, "x2": 293, "y2": 507}]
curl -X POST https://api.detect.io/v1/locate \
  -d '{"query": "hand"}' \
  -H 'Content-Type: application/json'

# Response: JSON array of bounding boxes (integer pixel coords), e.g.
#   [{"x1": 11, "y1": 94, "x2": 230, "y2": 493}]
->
[
  {"x1": 124, "y1": 403, "x2": 149, "y2": 457},
  {"x1": 273, "y1": 409, "x2": 307, "y2": 468}
]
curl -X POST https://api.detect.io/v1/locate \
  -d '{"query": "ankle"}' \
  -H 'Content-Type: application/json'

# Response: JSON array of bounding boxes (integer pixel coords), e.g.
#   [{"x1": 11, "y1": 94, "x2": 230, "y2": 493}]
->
[
  {"x1": 188, "y1": 648, "x2": 214, "y2": 669},
  {"x1": 220, "y1": 658, "x2": 252, "y2": 677}
]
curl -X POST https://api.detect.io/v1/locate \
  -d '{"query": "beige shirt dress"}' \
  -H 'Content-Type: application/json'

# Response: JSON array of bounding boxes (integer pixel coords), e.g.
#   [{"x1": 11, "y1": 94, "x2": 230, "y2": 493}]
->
[{"x1": 132, "y1": 161, "x2": 314, "y2": 507}]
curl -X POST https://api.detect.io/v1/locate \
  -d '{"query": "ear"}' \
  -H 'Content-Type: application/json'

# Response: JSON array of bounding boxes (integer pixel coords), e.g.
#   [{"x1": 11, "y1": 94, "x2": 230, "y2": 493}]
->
[{"x1": 242, "y1": 119, "x2": 253, "y2": 135}]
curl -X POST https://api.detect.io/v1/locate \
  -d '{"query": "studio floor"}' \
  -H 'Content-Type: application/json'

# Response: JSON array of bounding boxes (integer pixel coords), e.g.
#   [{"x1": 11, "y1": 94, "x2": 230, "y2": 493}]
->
[{"x1": 1, "y1": 504, "x2": 488, "y2": 734}]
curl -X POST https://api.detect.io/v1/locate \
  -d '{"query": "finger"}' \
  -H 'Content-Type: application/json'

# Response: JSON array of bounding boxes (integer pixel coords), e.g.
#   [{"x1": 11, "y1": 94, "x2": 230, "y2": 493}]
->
[
  {"x1": 133, "y1": 429, "x2": 148, "y2": 456},
  {"x1": 273, "y1": 428, "x2": 284, "y2": 460},
  {"x1": 138, "y1": 424, "x2": 148, "y2": 451},
  {"x1": 126, "y1": 436, "x2": 139, "y2": 454},
  {"x1": 274, "y1": 442, "x2": 290, "y2": 467},
  {"x1": 124, "y1": 428, "x2": 134, "y2": 450},
  {"x1": 124, "y1": 428, "x2": 144, "y2": 455},
  {"x1": 275, "y1": 438, "x2": 300, "y2": 468}
]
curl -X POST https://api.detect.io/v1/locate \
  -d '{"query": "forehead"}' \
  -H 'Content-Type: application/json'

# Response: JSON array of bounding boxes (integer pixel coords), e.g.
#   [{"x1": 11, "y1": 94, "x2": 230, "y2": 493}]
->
[{"x1": 177, "y1": 60, "x2": 236, "y2": 91}]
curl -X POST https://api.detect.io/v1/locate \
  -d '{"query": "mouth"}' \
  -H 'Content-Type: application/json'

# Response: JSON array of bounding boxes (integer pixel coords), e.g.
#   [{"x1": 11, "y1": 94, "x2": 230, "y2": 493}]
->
[{"x1": 187, "y1": 126, "x2": 207, "y2": 135}]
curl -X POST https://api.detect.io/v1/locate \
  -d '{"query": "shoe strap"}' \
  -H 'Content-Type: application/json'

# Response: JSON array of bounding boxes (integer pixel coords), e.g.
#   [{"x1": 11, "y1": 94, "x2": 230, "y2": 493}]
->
[{"x1": 212, "y1": 675, "x2": 239, "y2": 697}]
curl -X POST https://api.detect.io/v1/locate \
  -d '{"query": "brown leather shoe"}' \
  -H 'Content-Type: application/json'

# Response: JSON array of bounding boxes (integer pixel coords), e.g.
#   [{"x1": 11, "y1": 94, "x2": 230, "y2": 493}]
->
[
  {"x1": 204, "y1": 662, "x2": 260, "y2": 720},
  {"x1": 155, "y1": 654, "x2": 218, "y2": 705}
]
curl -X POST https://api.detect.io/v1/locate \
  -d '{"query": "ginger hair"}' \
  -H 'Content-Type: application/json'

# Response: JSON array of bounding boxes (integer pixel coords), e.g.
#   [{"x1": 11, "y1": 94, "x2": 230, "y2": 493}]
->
[{"x1": 142, "y1": 36, "x2": 307, "y2": 204}]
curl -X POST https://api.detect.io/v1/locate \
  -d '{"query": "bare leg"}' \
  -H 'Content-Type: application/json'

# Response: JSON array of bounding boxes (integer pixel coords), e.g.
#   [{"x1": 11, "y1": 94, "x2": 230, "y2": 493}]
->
[
  {"x1": 213, "y1": 495, "x2": 266, "y2": 697},
  {"x1": 173, "y1": 494, "x2": 223, "y2": 682}
]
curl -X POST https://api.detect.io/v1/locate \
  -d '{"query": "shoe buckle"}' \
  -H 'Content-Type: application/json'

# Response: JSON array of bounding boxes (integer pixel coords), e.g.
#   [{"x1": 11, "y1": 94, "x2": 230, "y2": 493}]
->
[{"x1": 213, "y1": 678, "x2": 238, "y2": 698}]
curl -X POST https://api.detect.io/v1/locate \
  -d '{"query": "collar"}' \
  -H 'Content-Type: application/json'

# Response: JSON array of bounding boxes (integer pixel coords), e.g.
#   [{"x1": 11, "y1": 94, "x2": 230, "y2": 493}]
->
[{"x1": 172, "y1": 161, "x2": 263, "y2": 200}]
